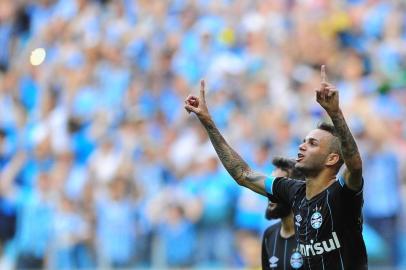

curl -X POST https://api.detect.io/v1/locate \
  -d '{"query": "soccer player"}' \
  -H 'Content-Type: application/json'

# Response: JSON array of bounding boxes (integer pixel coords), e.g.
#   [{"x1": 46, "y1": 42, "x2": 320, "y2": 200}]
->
[
  {"x1": 185, "y1": 66, "x2": 368, "y2": 270},
  {"x1": 262, "y1": 157, "x2": 305, "y2": 270}
]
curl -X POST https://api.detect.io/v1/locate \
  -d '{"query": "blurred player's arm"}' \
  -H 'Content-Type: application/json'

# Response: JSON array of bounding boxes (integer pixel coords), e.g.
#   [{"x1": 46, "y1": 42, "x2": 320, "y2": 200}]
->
[
  {"x1": 316, "y1": 66, "x2": 362, "y2": 191},
  {"x1": 185, "y1": 80, "x2": 268, "y2": 196}
]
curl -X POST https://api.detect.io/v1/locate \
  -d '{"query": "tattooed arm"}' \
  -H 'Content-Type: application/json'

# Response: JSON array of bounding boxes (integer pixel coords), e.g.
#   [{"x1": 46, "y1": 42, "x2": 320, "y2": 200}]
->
[
  {"x1": 185, "y1": 80, "x2": 268, "y2": 195},
  {"x1": 329, "y1": 110, "x2": 363, "y2": 191},
  {"x1": 317, "y1": 66, "x2": 363, "y2": 191},
  {"x1": 202, "y1": 117, "x2": 268, "y2": 195}
]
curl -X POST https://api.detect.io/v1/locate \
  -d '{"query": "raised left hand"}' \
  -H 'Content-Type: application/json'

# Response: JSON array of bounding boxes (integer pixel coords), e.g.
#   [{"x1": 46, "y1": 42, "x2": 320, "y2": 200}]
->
[{"x1": 316, "y1": 65, "x2": 340, "y2": 115}]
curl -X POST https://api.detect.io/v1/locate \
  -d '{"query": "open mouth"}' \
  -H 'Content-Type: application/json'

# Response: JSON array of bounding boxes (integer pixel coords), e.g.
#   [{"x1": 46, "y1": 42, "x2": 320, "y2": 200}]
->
[{"x1": 296, "y1": 153, "x2": 304, "y2": 162}]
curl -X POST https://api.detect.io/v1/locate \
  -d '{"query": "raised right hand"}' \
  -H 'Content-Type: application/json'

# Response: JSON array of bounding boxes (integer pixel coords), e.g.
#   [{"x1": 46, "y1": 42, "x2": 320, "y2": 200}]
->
[{"x1": 184, "y1": 80, "x2": 211, "y2": 121}]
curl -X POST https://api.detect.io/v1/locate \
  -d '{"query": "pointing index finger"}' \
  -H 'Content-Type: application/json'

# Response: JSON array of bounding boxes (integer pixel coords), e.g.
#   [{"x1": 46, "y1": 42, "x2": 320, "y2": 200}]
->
[
  {"x1": 321, "y1": 65, "x2": 327, "y2": 83},
  {"x1": 200, "y1": 79, "x2": 206, "y2": 100}
]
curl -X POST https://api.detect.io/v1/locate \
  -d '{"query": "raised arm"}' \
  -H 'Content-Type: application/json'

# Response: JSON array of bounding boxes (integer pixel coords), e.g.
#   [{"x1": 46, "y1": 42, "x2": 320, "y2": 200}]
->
[
  {"x1": 185, "y1": 80, "x2": 268, "y2": 196},
  {"x1": 316, "y1": 65, "x2": 363, "y2": 191}
]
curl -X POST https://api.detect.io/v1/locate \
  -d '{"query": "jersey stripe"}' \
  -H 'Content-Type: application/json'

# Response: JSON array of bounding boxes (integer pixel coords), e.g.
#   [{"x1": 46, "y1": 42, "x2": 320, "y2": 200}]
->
[
  {"x1": 306, "y1": 203, "x2": 312, "y2": 270},
  {"x1": 327, "y1": 190, "x2": 345, "y2": 270},
  {"x1": 321, "y1": 255, "x2": 325, "y2": 270},
  {"x1": 315, "y1": 209, "x2": 325, "y2": 270},
  {"x1": 272, "y1": 227, "x2": 278, "y2": 257},
  {"x1": 283, "y1": 240, "x2": 287, "y2": 270}
]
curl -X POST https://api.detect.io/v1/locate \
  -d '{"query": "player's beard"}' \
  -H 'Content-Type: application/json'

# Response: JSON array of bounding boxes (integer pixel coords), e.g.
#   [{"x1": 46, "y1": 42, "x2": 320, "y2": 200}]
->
[
  {"x1": 295, "y1": 154, "x2": 327, "y2": 178},
  {"x1": 266, "y1": 203, "x2": 291, "y2": 220}
]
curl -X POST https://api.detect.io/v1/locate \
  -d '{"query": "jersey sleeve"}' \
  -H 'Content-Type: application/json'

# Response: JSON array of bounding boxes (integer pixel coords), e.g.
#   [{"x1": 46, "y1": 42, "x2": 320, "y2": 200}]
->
[
  {"x1": 337, "y1": 176, "x2": 364, "y2": 228},
  {"x1": 337, "y1": 175, "x2": 363, "y2": 198},
  {"x1": 265, "y1": 176, "x2": 304, "y2": 207}
]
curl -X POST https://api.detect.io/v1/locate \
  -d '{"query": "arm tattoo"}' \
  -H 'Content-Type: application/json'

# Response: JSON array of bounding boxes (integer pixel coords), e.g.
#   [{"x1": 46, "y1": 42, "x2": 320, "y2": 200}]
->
[
  {"x1": 201, "y1": 118, "x2": 265, "y2": 191},
  {"x1": 203, "y1": 118, "x2": 249, "y2": 182},
  {"x1": 330, "y1": 110, "x2": 362, "y2": 171}
]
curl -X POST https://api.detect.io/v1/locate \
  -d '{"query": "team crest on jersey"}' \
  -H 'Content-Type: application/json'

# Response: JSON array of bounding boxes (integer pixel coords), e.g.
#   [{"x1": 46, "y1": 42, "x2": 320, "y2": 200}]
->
[
  {"x1": 311, "y1": 211, "x2": 322, "y2": 229},
  {"x1": 295, "y1": 214, "x2": 302, "y2": 226},
  {"x1": 290, "y1": 251, "x2": 303, "y2": 268},
  {"x1": 269, "y1": 256, "x2": 279, "y2": 267}
]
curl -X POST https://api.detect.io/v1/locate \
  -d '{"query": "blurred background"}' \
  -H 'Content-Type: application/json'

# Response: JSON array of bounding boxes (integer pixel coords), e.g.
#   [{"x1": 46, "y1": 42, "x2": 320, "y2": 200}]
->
[{"x1": 0, "y1": 0, "x2": 405, "y2": 269}]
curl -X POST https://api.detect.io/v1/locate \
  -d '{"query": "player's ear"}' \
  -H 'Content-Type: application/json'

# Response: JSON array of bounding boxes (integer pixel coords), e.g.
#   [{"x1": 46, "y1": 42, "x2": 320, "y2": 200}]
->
[{"x1": 325, "y1": 153, "x2": 340, "y2": 167}]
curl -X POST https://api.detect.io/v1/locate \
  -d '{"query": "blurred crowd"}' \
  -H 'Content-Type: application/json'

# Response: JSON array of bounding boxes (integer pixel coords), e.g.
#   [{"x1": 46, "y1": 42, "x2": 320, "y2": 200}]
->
[{"x1": 0, "y1": 0, "x2": 405, "y2": 269}]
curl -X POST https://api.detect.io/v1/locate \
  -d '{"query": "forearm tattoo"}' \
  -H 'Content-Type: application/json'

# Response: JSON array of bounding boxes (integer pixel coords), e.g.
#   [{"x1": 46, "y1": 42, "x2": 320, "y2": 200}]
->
[
  {"x1": 202, "y1": 118, "x2": 250, "y2": 183},
  {"x1": 196, "y1": 117, "x2": 267, "y2": 196},
  {"x1": 330, "y1": 111, "x2": 362, "y2": 170}
]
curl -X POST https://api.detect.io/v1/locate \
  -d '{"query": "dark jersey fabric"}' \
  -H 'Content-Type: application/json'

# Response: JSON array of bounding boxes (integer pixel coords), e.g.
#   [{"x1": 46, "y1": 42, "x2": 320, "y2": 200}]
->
[
  {"x1": 267, "y1": 177, "x2": 368, "y2": 270},
  {"x1": 262, "y1": 222, "x2": 304, "y2": 270}
]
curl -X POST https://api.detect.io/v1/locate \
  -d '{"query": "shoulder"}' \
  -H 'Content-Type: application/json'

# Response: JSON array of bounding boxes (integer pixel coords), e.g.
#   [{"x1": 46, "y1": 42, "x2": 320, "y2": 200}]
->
[
  {"x1": 272, "y1": 177, "x2": 305, "y2": 188},
  {"x1": 280, "y1": 177, "x2": 306, "y2": 193},
  {"x1": 267, "y1": 177, "x2": 305, "y2": 203},
  {"x1": 330, "y1": 177, "x2": 363, "y2": 197},
  {"x1": 288, "y1": 178, "x2": 306, "y2": 187},
  {"x1": 264, "y1": 222, "x2": 281, "y2": 237}
]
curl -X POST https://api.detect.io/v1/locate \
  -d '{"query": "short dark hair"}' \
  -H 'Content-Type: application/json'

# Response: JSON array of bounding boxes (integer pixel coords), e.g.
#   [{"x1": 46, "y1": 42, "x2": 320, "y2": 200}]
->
[
  {"x1": 317, "y1": 122, "x2": 344, "y2": 169},
  {"x1": 317, "y1": 122, "x2": 339, "y2": 137},
  {"x1": 272, "y1": 157, "x2": 305, "y2": 180}
]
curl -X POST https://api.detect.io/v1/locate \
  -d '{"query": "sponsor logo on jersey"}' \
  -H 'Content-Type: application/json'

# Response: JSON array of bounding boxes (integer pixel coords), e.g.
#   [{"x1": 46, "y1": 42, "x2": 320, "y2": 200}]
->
[
  {"x1": 269, "y1": 256, "x2": 279, "y2": 267},
  {"x1": 295, "y1": 214, "x2": 302, "y2": 226},
  {"x1": 290, "y1": 251, "x2": 303, "y2": 269},
  {"x1": 310, "y1": 211, "x2": 322, "y2": 229},
  {"x1": 299, "y1": 231, "x2": 341, "y2": 257}
]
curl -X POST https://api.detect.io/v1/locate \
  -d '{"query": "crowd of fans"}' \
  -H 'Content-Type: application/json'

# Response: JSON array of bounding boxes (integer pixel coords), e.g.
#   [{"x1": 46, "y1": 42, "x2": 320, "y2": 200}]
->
[{"x1": 0, "y1": 0, "x2": 405, "y2": 269}]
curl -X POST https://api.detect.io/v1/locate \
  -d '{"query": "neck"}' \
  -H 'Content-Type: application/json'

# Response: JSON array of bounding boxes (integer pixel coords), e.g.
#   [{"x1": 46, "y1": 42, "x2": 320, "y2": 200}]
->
[
  {"x1": 280, "y1": 213, "x2": 295, "y2": 239},
  {"x1": 305, "y1": 170, "x2": 336, "y2": 200}
]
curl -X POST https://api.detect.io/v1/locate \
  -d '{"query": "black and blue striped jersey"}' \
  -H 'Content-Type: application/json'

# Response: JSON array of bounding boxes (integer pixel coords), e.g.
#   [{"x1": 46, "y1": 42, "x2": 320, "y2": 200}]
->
[
  {"x1": 262, "y1": 222, "x2": 304, "y2": 270},
  {"x1": 266, "y1": 177, "x2": 368, "y2": 270}
]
